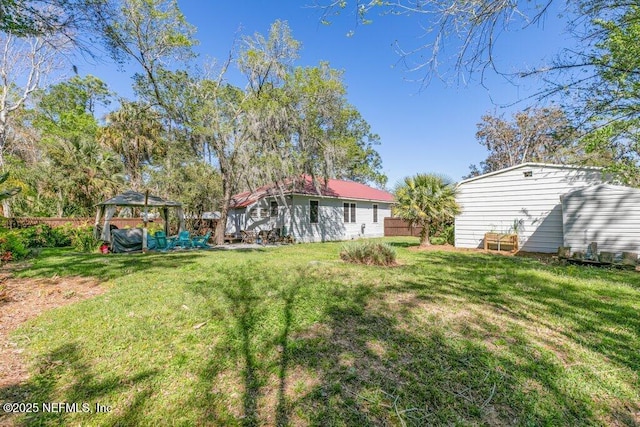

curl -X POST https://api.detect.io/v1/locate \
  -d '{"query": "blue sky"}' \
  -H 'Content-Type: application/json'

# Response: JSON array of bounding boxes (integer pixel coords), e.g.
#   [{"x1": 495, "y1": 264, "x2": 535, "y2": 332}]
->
[{"x1": 83, "y1": 1, "x2": 572, "y2": 187}]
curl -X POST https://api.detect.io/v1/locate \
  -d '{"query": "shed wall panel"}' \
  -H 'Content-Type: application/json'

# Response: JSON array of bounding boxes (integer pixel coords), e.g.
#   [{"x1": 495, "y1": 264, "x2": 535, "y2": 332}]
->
[
  {"x1": 455, "y1": 164, "x2": 606, "y2": 253},
  {"x1": 561, "y1": 185, "x2": 640, "y2": 253}
]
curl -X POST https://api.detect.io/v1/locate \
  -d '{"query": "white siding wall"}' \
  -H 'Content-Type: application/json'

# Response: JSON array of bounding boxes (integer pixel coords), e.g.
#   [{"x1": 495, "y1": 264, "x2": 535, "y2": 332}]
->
[
  {"x1": 242, "y1": 197, "x2": 286, "y2": 232},
  {"x1": 455, "y1": 164, "x2": 605, "y2": 253},
  {"x1": 225, "y1": 209, "x2": 245, "y2": 236},
  {"x1": 562, "y1": 185, "x2": 640, "y2": 253},
  {"x1": 226, "y1": 196, "x2": 391, "y2": 243},
  {"x1": 289, "y1": 195, "x2": 391, "y2": 243}
]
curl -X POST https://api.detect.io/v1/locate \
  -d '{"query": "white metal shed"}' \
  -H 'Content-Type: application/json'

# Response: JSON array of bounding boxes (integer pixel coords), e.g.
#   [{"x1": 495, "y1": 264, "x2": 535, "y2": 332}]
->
[
  {"x1": 455, "y1": 163, "x2": 607, "y2": 253},
  {"x1": 561, "y1": 184, "x2": 640, "y2": 254}
]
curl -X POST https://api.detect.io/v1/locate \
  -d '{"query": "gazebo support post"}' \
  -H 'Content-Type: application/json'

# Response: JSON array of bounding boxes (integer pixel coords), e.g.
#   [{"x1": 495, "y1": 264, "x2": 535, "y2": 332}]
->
[{"x1": 163, "y1": 208, "x2": 169, "y2": 236}]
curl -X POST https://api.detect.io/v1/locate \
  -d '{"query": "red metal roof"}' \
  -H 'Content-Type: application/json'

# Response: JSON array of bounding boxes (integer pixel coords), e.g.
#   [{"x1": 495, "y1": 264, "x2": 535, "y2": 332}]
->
[{"x1": 229, "y1": 176, "x2": 394, "y2": 208}]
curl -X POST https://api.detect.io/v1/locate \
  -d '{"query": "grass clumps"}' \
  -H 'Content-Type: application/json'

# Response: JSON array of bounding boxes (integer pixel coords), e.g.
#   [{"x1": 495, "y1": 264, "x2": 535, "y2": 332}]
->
[{"x1": 340, "y1": 240, "x2": 396, "y2": 266}]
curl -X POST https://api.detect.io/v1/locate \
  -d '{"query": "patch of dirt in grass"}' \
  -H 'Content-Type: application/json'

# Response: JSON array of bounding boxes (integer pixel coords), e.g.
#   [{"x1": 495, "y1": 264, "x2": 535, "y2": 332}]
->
[
  {"x1": 257, "y1": 366, "x2": 320, "y2": 426},
  {"x1": 408, "y1": 244, "x2": 475, "y2": 253},
  {"x1": 0, "y1": 272, "x2": 105, "y2": 389}
]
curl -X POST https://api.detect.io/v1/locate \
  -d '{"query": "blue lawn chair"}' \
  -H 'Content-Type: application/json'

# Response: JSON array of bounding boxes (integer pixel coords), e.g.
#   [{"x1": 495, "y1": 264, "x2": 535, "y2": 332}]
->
[
  {"x1": 192, "y1": 231, "x2": 212, "y2": 248},
  {"x1": 174, "y1": 230, "x2": 192, "y2": 248},
  {"x1": 154, "y1": 231, "x2": 170, "y2": 251}
]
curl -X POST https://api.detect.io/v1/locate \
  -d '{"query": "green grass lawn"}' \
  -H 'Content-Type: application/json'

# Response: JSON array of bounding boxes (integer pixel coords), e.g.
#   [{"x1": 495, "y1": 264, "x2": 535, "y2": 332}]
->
[{"x1": 2, "y1": 238, "x2": 639, "y2": 426}]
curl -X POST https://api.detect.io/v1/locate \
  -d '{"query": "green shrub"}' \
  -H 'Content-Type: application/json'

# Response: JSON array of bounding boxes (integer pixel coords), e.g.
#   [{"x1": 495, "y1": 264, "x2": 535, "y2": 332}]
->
[
  {"x1": 442, "y1": 225, "x2": 455, "y2": 245},
  {"x1": 51, "y1": 225, "x2": 74, "y2": 247},
  {"x1": 430, "y1": 236, "x2": 447, "y2": 245},
  {"x1": 340, "y1": 241, "x2": 397, "y2": 266},
  {"x1": 0, "y1": 230, "x2": 29, "y2": 262},
  {"x1": 18, "y1": 224, "x2": 73, "y2": 248},
  {"x1": 70, "y1": 226, "x2": 101, "y2": 252}
]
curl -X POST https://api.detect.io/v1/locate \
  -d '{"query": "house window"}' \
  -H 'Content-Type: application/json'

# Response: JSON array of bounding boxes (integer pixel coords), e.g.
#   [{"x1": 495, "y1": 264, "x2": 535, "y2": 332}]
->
[
  {"x1": 373, "y1": 204, "x2": 378, "y2": 223},
  {"x1": 309, "y1": 200, "x2": 319, "y2": 224},
  {"x1": 251, "y1": 208, "x2": 269, "y2": 218},
  {"x1": 343, "y1": 202, "x2": 356, "y2": 223},
  {"x1": 523, "y1": 171, "x2": 533, "y2": 178},
  {"x1": 270, "y1": 201, "x2": 278, "y2": 217}
]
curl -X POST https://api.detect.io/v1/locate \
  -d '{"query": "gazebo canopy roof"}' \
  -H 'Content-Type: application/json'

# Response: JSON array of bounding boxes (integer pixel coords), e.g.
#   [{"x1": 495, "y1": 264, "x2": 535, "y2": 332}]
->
[{"x1": 98, "y1": 191, "x2": 182, "y2": 208}]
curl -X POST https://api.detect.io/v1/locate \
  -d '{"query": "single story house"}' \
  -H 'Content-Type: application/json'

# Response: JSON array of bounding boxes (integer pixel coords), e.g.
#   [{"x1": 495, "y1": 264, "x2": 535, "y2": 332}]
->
[
  {"x1": 226, "y1": 175, "x2": 394, "y2": 243},
  {"x1": 561, "y1": 184, "x2": 640, "y2": 254},
  {"x1": 454, "y1": 163, "x2": 609, "y2": 253}
]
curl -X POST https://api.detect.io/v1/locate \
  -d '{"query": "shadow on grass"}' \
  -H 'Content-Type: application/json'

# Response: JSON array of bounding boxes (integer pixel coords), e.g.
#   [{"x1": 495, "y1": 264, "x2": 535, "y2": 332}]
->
[
  {"x1": 13, "y1": 248, "x2": 209, "y2": 282},
  {"x1": 15, "y1": 248, "x2": 630, "y2": 425},
  {"x1": 189, "y1": 266, "x2": 304, "y2": 427},
  {"x1": 0, "y1": 342, "x2": 157, "y2": 426},
  {"x1": 288, "y1": 286, "x2": 591, "y2": 425},
  {"x1": 404, "y1": 251, "x2": 640, "y2": 374},
  {"x1": 386, "y1": 240, "x2": 420, "y2": 249},
  {"x1": 214, "y1": 247, "x2": 269, "y2": 253},
  {"x1": 275, "y1": 281, "x2": 298, "y2": 427},
  {"x1": 188, "y1": 252, "x2": 638, "y2": 425}
]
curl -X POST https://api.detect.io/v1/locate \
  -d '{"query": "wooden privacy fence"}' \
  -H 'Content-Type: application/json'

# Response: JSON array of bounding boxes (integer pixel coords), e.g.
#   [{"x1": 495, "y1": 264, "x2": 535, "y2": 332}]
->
[
  {"x1": 384, "y1": 217, "x2": 423, "y2": 237},
  {"x1": 1, "y1": 217, "x2": 164, "y2": 229}
]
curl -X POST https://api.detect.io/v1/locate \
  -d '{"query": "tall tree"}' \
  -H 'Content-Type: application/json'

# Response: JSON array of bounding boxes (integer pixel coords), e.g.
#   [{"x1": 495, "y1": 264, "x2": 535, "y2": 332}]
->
[
  {"x1": 467, "y1": 107, "x2": 581, "y2": 177},
  {"x1": 101, "y1": 0, "x2": 196, "y2": 111},
  {"x1": 43, "y1": 138, "x2": 123, "y2": 216},
  {"x1": 30, "y1": 75, "x2": 122, "y2": 216},
  {"x1": 0, "y1": 32, "x2": 71, "y2": 215},
  {"x1": 194, "y1": 21, "x2": 387, "y2": 243},
  {"x1": 283, "y1": 63, "x2": 386, "y2": 187},
  {"x1": 99, "y1": 101, "x2": 164, "y2": 190},
  {"x1": 0, "y1": 0, "x2": 112, "y2": 41},
  {"x1": 393, "y1": 173, "x2": 460, "y2": 247},
  {"x1": 575, "y1": 5, "x2": 640, "y2": 185}
]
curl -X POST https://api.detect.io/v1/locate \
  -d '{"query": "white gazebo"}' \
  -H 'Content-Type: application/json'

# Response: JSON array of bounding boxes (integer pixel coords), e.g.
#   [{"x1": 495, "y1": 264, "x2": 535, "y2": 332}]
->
[{"x1": 94, "y1": 191, "x2": 185, "y2": 242}]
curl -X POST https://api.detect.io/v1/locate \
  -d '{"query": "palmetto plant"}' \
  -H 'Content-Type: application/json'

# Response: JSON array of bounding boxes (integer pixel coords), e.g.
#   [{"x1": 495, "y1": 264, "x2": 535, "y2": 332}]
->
[
  {"x1": 0, "y1": 172, "x2": 20, "y2": 202},
  {"x1": 393, "y1": 173, "x2": 460, "y2": 247}
]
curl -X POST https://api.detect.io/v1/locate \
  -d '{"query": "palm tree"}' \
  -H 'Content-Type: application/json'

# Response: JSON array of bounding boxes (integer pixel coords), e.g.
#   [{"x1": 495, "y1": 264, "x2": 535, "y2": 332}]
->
[
  {"x1": 393, "y1": 173, "x2": 460, "y2": 248},
  {"x1": 98, "y1": 101, "x2": 164, "y2": 191}
]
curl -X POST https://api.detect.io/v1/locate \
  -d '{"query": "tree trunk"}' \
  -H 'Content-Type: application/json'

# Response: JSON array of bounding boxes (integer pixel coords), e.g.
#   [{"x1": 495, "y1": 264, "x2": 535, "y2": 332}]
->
[
  {"x1": 214, "y1": 173, "x2": 232, "y2": 245},
  {"x1": 1, "y1": 199, "x2": 10, "y2": 218},
  {"x1": 419, "y1": 221, "x2": 431, "y2": 248},
  {"x1": 57, "y1": 190, "x2": 64, "y2": 217}
]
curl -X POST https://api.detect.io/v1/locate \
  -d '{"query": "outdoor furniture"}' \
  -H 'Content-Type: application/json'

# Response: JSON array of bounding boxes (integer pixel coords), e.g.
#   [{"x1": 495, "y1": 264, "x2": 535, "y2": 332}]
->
[
  {"x1": 265, "y1": 228, "x2": 279, "y2": 245},
  {"x1": 258, "y1": 230, "x2": 270, "y2": 245},
  {"x1": 484, "y1": 232, "x2": 518, "y2": 252},
  {"x1": 154, "y1": 231, "x2": 170, "y2": 250},
  {"x1": 110, "y1": 228, "x2": 143, "y2": 253},
  {"x1": 277, "y1": 226, "x2": 294, "y2": 244},
  {"x1": 192, "y1": 231, "x2": 211, "y2": 248},
  {"x1": 224, "y1": 234, "x2": 241, "y2": 244},
  {"x1": 241, "y1": 230, "x2": 257, "y2": 244},
  {"x1": 167, "y1": 236, "x2": 178, "y2": 249},
  {"x1": 174, "y1": 230, "x2": 193, "y2": 248}
]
